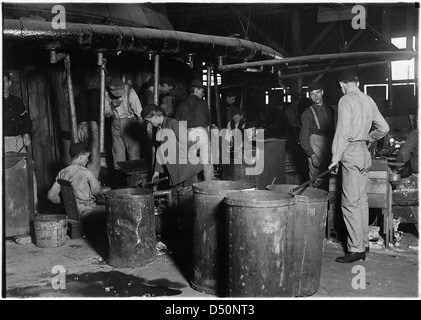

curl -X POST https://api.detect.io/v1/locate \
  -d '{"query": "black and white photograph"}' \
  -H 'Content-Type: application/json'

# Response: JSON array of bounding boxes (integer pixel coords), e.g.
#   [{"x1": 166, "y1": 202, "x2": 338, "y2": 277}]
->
[{"x1": 1, "y1": 1, "x2": 419, "y2": 303}]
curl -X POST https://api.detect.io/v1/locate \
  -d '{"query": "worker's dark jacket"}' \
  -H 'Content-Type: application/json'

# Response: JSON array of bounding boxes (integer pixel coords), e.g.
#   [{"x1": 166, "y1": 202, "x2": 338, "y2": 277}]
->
[
  {"x1": 175, "y1": 94, "x2": 210, "y2": 128},
  {"x1": 3, "y1": 95, "x2": 31, "y2": 136},
  {"x1": 397, "y1": 128, "x2": 418, "y2": 174},
  {"x1": 154, "y1": 117, "x2": 203, "y2": 186}
]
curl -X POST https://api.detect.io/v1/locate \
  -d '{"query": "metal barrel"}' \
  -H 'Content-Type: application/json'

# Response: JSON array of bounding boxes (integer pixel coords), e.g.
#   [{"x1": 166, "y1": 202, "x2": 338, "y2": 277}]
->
[
  {"x1": 192, "y1": 180, "x2": 256, "y2": 296},
  {"x1": 225, "y1": 190, "x2": 296, "y2": 297},
  {"x1": 176, "y1": 186, "x2": 195, "y2": 245},
  {"x1": 105, "y1": 188, "x2": 156, "y2": 268},
  {"x1": 267, "y1": 184, "x2": 328, "y2": 296}
]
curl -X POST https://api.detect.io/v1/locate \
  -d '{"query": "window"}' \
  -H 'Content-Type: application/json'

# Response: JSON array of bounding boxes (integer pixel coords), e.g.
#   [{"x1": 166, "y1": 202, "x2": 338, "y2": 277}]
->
[
  {"x1": 202, "y1": 63, "x2": 222, "y2": 86},
  {"x1": 391, "y1": 37, "x2": 415, "y2": 81}
]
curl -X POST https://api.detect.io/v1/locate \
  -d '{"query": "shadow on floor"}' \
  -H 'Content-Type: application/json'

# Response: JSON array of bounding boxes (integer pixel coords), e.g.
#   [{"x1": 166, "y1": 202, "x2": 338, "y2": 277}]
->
[{"x1": 81, "y1": 211, "x2": 109, "y2": 261}]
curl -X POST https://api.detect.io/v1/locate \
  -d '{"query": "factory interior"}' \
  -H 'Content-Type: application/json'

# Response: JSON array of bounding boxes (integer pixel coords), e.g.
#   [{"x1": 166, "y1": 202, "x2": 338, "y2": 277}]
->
[{"x1": 2, "y1": 2, "x2": 419, "y2": 300}]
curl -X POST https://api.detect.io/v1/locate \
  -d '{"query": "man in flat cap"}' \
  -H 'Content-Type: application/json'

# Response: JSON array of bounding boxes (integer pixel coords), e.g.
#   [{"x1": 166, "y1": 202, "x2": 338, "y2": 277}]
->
[
  {"x1": 159, "y1": 76, "x2": 182, "y2": 118},
  {"x1": 141, "y1": 104, "x2": 203, "y2": 187},
  {"x1": 299, "y1": 81, "x2": 335, "y2": 189},
  {"x1": 48, "y1": 142, "x2": 103, "y2": 217},
  {"x1": 175, "y1": 79, "x2": 214, "y2": 181},
  {"x1": 105, "y1": 77, "x2": 143, "y2": 173},
  {"x1": 328, "y1": 69, "x2": 389, "y2": 263}
]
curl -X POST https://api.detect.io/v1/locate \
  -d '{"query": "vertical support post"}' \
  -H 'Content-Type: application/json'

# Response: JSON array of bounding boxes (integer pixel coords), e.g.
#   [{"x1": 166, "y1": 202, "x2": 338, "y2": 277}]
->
[
  {"x1": 406, "y1": 5, "x2": 417, "y2": 102},
  {"x1": 64, "y1": 55, "x2": 78, "y2": 143},
  {"x1": 97, "y1": 52, "x2": 106, "y2": 153},
  {"x1": 151, "y1": 54, "x2": 160, "y2": 174},
  {"x1": 207, "y1": 64, "x2": 212, "y2": 113},
  {"x1": 292, "y1": 9, "x2": 302, "y2": 94},
  {"x1": 154, "y1": 54, "x2": 160, "y2": 105},
  {"x1": 214, "y1": 74, "x2": 221, "y2": 129},
  {"x1": 382, "y1": 6, "x2": 393, "y2": 110}
]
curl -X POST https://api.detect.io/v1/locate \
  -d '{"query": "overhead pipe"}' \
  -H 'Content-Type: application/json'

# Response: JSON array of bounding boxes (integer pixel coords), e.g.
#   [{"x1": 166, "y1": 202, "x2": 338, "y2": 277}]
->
[
  {"x1": 277, "y1": 61, "x2": 389, "y2": 80},
  {"x1": 3, "y1": 19, "x2": 283, "y2": 62},
  {"x1": 218, "y1": 51, "x2": 417, "y2": 72}
]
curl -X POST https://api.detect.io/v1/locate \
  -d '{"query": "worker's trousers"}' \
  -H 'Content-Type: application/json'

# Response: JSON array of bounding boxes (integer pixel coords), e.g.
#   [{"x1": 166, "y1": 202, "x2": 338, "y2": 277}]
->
[
  {"x1": 341, "y1": 142, "x2": 371, "y2": 253},
  {"x1": 188, "y1": 126, "x2": 214, "y2": 181},
  {"x1": 307, "y1": 134, "x2": 332, "y2": 186},
  {"x1": 78, "y1": 121, "x2": 100, "y2": 178},
  {"x1": 111, "y1": 117, "x2": 141, "y2": 171}
]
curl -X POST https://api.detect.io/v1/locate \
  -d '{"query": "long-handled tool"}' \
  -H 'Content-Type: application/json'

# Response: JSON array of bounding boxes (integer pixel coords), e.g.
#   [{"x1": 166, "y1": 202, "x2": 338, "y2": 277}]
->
[
  {"x1": 289, "y1": 166, "x2": 337, "y2": 194},
  {"x1": 141, "y1": 176, "x2": 169, "y2": 188}
]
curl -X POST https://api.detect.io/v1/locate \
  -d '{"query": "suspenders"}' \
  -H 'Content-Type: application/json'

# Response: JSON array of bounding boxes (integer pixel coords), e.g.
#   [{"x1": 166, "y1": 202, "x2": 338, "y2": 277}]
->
[{"x1": 310, "y1": 106, "x2": 321, "y2": 130}]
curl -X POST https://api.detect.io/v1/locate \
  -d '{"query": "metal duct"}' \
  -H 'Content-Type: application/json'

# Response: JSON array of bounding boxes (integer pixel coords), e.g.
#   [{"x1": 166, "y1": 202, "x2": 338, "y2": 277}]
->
[{"x1": 3, "y1": 19, "x2": 283, "y2": 62}]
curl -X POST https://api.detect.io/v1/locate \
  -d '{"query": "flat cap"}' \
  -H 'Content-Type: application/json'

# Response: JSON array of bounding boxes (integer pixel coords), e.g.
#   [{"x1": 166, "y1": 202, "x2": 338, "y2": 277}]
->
[
  {"x1": 141, "y1": 104, "x2": 160, "y2": 119},
  {"x1": 189, "y1": 79, "x2": 204, "y2": 89},
  {"x1": 307, "y1": 81, "x2": 323, "y2": 93}
]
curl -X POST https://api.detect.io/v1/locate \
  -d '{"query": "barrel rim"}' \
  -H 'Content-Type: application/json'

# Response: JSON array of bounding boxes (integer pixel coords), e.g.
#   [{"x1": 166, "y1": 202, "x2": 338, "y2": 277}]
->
[
  {"x1": 193, "y1": 180, "x2": 256, "y2": 195},
  {"x1": 224, "y1": 190, "x2": 295, "y2": 207},
  {"x1": 34, "y1": 214, "x2": 67, "y2": 222},
  {"x1": 105, "y1": 187, "x2": 154, "y2": 198},
  {"x1": 267, "y1": 184, "x2": 329, "y2": 202}
]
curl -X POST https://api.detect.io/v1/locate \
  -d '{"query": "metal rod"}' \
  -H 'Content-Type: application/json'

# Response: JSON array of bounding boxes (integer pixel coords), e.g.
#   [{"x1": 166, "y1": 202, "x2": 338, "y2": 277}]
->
[
  {"x1": 214, "y1": 77, "x2": 221, "y2": 129},
  {"x1": 218, "y1": 51, "x2": 417, "y2": 72},
  {"x1": 277, "y1": 61, "x2": 389, "y2": 80},
  {"x1": 207, "y1": 64, "x2": 212, "y2": 112},
  {"x1": 64, "y1": 55, "x2": 78, "y2": 143},
  {"x1": 97, "y1": 52, "x2": 106, "y2": 153},
  {"x1": 154, "y1": 54, "x2": 160, "y2": 105}
]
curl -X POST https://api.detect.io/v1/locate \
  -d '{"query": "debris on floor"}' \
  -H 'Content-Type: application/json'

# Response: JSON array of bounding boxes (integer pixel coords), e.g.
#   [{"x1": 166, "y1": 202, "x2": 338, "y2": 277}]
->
[
  {"x1": 156, "y1": 241, "x2": 170, "y2": 255},
  {"x1": 14, "y1": 235, "x2": 32, "y2": 245}
]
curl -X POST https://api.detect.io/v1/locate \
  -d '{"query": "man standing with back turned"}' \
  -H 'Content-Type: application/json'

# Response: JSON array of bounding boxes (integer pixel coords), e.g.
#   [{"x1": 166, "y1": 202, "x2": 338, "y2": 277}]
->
[{"x1": 328, "y1": 70, "x2": 389, "y2": 263}]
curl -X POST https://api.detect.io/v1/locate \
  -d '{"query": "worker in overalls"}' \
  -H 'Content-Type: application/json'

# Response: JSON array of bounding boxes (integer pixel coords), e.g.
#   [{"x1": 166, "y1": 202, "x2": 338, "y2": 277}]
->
[
  {"x1": 329, "y1": 70, "x2": 389, "y2": 263},
  {"x1": 299, "y1": 81, "x2": 335, "y2": 189},
  {"x1": 105, "y1": 78, "x2": 143, "y2": 179}
]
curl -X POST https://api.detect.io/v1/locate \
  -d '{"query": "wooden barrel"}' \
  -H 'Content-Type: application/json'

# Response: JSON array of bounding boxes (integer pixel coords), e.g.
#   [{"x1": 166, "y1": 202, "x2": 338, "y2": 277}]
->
[
  {"x1": 106, "y1": 188, "x2": 156, "y2": 268},
  {"x1": 34, "y1": 214, "x2": 67, "y2": 248},
  {"x1": 267, "y1": 184, "x2": 328, "y2": 296},
  {"x1": 191, "y1": 180, "x2": 256, "y2": 296},
  {"x1": 225, "y1": 190, "x2": 296, "y2": 297}
]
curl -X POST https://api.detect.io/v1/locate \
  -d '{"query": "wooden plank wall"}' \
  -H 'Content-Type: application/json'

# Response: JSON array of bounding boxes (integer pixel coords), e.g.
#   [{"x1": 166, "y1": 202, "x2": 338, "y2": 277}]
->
[{"x1": 26, "y1": 68, "x2": 61, "y2": 210}]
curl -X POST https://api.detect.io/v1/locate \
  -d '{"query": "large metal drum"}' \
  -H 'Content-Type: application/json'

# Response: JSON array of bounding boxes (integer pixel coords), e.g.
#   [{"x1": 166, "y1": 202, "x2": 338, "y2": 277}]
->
[
  {"x1": 106, "y1": 188, "x2": 156, "y2": 268},
  {"x1": 267, "y1": 184, "x2": 328, "y2": 296},
  {"x1": 191, "y1": 180, "x2": 255, "y2": 296},
  {"x1": 225, "y1": 190, "x2": 296, "y2": 297}
]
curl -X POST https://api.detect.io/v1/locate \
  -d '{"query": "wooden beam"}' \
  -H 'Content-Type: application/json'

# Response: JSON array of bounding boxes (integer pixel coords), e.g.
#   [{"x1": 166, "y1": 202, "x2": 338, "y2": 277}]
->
[
  {"x1": 292, "y1": 9, "x2": 302, "y2": 93},
  {"x1": 312, "y1": 29, "x2": 363, "y2": 82},
  {"x1": 229, "y1": 6, "x2": 289, "y2": 57},
  {"x1": 381, "y1": 6, "x2": 393, "y2": 109},
  {"x1": 304, "y1": 22, "x2": 336, "y2": 54},
  {"x1": 317, "y1": 6, "x2": 358, "y2": 23}
]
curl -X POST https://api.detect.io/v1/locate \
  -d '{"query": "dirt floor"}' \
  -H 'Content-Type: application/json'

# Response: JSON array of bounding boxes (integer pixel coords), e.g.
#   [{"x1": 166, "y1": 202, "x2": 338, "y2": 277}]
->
[{"x1": 2, "y1": 215, "x2": 419, "y2": 299}]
